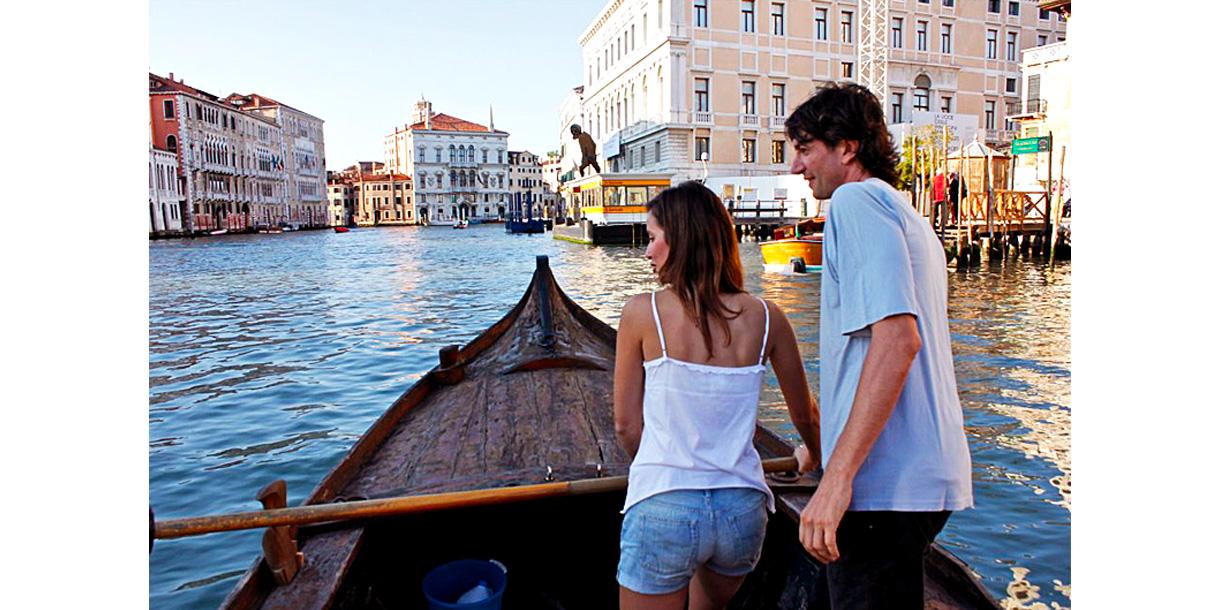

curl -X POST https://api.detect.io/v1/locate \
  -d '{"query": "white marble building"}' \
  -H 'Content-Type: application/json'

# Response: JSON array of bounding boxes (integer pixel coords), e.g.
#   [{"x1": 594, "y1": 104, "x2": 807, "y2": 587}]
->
[
  {"x1": 385, "y1": 99, "x2": 510, "y2": 225},
  {"x1": 149, "y1": 142, "x2": 183, "y2": 235}
]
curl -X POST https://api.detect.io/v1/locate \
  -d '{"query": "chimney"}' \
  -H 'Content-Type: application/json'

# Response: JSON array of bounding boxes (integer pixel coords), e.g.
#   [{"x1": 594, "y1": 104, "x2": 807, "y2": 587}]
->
[{"x1": 168, "y1": 72, "x2": 174, "y2": 82}]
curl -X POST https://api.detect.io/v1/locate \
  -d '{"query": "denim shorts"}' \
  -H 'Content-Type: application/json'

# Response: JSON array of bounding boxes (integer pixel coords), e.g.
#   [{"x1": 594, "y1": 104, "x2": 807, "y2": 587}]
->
[{"x1": 617, "y1": 488, "x2": 769, "y2": 595}]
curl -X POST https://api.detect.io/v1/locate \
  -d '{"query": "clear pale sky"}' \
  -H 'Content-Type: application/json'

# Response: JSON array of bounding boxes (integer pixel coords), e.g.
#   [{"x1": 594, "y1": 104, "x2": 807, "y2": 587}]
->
[{"x1": 150, "y1": 0, "x2": 608, "y2": 170}]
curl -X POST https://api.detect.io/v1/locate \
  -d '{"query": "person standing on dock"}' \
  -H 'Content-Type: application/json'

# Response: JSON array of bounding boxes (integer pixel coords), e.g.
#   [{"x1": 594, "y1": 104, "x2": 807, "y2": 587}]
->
[
  {"x1": 948, "y1": 171, "x2": 966, "y2": 226},
  {"x1": 785, "y1": 83, "x2": 974, "y2": 610},
  {"x1": 613, "y1": 181, "x2": 821, "y2": 610},
  {"x1": 931, "y1": 170, "x2": 947, "y2": 230}
]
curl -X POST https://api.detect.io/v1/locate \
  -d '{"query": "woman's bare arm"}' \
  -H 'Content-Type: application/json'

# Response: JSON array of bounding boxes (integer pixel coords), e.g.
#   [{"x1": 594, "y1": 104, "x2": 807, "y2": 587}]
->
[
  {"x1": 613, "y1": 294, "x2": 649, "y2": 458},
  {"x1": 766, "y1": 301, "x2": 821, "y2": 467}
]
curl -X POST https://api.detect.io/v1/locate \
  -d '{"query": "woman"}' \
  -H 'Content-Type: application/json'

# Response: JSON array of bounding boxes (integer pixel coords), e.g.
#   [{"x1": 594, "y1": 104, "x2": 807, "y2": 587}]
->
[{"x1": 614, "y1": 181, "x2": 821, "y2": 610}]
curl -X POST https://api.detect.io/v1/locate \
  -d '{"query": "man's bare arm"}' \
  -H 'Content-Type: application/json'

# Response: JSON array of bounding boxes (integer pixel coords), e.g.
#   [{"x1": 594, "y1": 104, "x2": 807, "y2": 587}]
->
[{"x1": 799, "y1": 313, "x2": 921, "y2": 563}]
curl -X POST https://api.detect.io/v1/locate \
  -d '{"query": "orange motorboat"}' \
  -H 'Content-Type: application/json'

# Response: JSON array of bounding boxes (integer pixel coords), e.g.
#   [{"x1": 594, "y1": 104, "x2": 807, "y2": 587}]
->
[{"x1": 760, "y1": 217, "x2": 823, "y2": 273}]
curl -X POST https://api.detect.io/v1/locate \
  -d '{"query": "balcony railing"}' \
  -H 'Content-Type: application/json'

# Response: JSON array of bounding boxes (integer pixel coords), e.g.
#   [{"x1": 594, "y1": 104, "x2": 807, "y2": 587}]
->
[
  {"x1": 1007, "y1": 98, "x2": 1047, "y2": 118},
  {"x1": 984, "y1": 129, "x2": 1016, "y2": 144},
  {"x1": 621, "y1": 120, "x2": 662, "y2": 140},
  {"x1": 769, "y1": 115, "x2": 787, "y2": 129},
  {"x1": 691, "y1": 111, "x2": 713, "y2": 125},
  {"x1": 740, "y1": 114, "x2": 760, "y2": 128}
]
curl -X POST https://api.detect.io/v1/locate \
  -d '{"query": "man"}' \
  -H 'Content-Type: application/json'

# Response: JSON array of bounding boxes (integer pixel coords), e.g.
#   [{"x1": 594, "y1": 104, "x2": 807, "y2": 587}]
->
[
  {"x1": 931, "y1": 170, "x2": 947, "y2": 231},
  {"x1": 786, "y1": 82, "x2": 974, "y2": 609},
  {"x1": 570, "y1": 124, "x2": 601, "y2": 176},
  {"x1": 948, "y1": 171, "x2": 967, "y2": 225}
]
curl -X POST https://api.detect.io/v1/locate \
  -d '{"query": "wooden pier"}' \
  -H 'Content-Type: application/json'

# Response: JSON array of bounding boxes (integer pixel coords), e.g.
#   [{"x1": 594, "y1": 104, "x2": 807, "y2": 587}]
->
[
  {"x1": 725, "y1": 188, "x2": 1069, "y2": 265},
  {"x1": 934, "y1": 189, "x2": 1069, "y2": 264},
  {"x1": 726, "y1": 200, "x2": 806, "y2": 241}
]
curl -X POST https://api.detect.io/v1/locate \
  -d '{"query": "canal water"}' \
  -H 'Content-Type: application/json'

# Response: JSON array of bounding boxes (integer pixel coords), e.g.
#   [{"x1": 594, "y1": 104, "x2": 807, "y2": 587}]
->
[{"x1": 149, "y1": 225, "x2": 1070, "y2": 608}]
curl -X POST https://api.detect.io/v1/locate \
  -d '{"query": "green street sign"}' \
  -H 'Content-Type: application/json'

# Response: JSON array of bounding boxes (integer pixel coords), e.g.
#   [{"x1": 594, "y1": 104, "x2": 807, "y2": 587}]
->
[{"x1": 1012, "y1": 136, "x2": 1050, "y2": 155}]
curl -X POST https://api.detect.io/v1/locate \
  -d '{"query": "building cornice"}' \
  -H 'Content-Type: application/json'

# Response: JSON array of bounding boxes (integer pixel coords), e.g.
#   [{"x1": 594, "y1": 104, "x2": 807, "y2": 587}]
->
[
  {"x1": 579, "y1": 0, "x2": 626, "y2": 47},
  {"x1": 404, "y1": 128, "x2": 510, "y2": 138}
]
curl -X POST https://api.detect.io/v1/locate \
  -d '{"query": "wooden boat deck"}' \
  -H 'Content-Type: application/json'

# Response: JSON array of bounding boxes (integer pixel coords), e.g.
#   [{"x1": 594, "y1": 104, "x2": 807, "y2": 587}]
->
[
  {"x1": 222, "y1": 258, "x2": 631, "y2": 610},
  {"x1": 220, "y1": 255, "x2": 1001, "y2": 610}
]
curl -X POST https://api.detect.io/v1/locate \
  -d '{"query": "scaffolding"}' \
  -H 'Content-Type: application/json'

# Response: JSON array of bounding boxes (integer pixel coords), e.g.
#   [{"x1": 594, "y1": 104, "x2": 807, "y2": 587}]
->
[{"x1": 858, "y1": 0, "x2": 888, "y2": 108}]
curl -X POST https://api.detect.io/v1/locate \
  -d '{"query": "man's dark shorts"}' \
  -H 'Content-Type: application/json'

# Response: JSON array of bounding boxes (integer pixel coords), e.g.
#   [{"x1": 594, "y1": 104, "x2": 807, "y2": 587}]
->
[{"x1": 812, "y1": 510, "x2": 952, "y2": 610}]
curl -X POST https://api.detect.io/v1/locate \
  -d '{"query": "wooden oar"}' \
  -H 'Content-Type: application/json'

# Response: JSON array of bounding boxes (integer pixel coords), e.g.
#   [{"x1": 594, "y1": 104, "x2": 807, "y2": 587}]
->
[{"x1": 154, "y1": 456, "x2": 800, "y2": 541}]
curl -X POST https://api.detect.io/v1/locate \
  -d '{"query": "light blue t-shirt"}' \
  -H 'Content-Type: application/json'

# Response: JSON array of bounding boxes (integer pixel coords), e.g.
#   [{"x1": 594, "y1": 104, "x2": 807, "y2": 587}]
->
[{"x1": 819, "y1": 178, "x2": 973, "y2": 512}]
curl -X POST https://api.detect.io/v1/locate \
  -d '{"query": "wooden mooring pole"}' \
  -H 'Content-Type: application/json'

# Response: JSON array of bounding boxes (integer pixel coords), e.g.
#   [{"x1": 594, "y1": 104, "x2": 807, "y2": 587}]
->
[
  {"x1": 1043, "y1": 132, "x2": 1054, "y2": 258},
  {"x1": 1050, "y1": 145, "x2": 1067, "y2": 266}
]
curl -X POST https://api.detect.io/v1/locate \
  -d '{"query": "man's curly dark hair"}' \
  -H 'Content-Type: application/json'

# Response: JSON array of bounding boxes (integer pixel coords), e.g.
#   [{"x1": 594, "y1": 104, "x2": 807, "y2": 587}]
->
[{"x1": 784, "y1": 82, "x2": 899, "y2": 186}]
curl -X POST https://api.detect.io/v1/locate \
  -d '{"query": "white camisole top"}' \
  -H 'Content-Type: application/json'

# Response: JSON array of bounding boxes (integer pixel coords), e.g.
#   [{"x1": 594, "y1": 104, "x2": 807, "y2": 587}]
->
[{"x1": 622, "y1": 291, "x2": 777, "y2": 513}]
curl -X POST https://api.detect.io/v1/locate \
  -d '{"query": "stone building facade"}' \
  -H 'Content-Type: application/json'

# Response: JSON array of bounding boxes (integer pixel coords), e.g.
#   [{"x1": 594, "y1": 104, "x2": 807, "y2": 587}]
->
[
  {"x1": 149, "y1": 72, "x2": 328, "y2": 235},
  {"x1": 149, "y1": 139, "x2": 184, "y2": 235},
  {"x1": 328, "y1": 168, "x2": 415, "y2": 227},
  {"x1": 225, "y1": 93, "x2": 328, "y2": 228},
  {"x1": 577, "y1": 0, "x2": 1067, "y2": 183},
  {"x1": 149, "y1": 73, "x2": 287, "y2": 233},
  {"x1": 509, "y1": 150, "x2": 550, "y2": 219},
  {"x1": 1008, "y1": 0, "x2": 1071, "y2": 190},
  {"x1": 327, "y1": 178, "x2": 354, "y2": 227},
  {"x1": 385, "y1": 99, "x2": 511, "y2": 225}
]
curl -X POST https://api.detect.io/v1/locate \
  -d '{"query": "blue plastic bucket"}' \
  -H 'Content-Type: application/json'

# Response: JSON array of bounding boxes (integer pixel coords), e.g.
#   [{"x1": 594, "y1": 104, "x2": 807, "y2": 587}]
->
[{"x1": 422, "y1": 559, "x2": 508, "y2": 610}]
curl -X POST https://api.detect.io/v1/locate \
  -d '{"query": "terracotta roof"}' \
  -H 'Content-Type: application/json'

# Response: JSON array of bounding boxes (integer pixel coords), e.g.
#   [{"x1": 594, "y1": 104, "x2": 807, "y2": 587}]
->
[
  {"x1": 224, "y1": 92, "x2": 320, "y2": 120},
  {"x1": 409, "y1": 112, "x2": 506, "y2": 134},
  {"x1": 225, "y1": 92, "x2": 283, "y2": 109},
  {"x1": 149, "y1": 72, "x2": 221, "y2": 101},
  {"x1": 348, "y1": 172, "x2": 411, "y2": 182}
]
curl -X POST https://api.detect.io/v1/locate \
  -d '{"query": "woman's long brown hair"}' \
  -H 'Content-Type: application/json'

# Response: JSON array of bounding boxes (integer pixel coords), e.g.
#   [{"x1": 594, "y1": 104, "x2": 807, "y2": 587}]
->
[{"x1": 646, "y1": 181, "x2": 746, "y2": 359}]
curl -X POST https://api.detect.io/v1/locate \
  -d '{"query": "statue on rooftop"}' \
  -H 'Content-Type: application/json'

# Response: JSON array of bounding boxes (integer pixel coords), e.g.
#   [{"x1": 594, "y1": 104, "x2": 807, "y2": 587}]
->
[{"x1": 570, "y1": 124, "x2": 601, "y2": 176}]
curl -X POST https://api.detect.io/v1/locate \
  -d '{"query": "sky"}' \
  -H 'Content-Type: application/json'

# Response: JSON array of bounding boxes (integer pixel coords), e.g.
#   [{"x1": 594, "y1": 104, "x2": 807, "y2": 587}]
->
[{"x1": 150, "y1": 0, "x2": 608, "y2": 170}]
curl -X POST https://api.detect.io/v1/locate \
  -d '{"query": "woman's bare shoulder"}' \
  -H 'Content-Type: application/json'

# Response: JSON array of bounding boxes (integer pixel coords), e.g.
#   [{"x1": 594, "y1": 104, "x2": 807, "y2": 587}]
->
[{"x1": 619, "y1": 292, "x2": 654, "y2": 327}]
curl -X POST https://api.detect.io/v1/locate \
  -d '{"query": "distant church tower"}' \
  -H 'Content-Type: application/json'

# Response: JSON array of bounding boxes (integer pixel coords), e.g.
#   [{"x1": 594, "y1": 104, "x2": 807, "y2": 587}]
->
[{"x1": 413, "y1": 96, "x2": 432, "y2": 129}]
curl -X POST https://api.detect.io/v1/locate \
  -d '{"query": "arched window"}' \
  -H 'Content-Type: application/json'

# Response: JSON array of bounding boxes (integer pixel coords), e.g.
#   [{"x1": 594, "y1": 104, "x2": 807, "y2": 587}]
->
[
  {"x1": 166, "y1": 135, "x2": 177, "y2": 152},
  {"x1": 914, "y1": 74, "x2": 932, "y2": 112},
  {"x1": 482, "y1": 148, "x2": 488, "y2": 163},
  {"x1": 467, "y1": 145, "x2": 475, "y2": 162},
  {"x1": 449, "y1": 144, "x2": 456, "y2": 162},
  {"x1": 642, "y1": 76, "x2": 649, "y2": 121}
]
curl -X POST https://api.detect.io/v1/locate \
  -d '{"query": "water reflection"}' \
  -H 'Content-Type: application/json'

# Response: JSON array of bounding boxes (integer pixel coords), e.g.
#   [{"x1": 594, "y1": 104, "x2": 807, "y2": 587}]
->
[{"x1": 149, "y1": 226, "x2": 1069, "y2": 608}]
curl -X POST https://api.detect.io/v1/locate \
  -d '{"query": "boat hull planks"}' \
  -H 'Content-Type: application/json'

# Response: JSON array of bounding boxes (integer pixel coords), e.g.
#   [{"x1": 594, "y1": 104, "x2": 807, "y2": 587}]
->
[{"x1": 221, "y1": 256, "x2": 1000, "y2": 610}]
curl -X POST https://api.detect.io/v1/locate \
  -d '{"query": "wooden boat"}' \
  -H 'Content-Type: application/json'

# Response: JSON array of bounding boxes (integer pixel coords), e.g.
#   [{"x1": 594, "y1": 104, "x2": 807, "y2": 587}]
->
[
  {"x1": 453, "y1": 220, "x2": 469, "y2": 229},
  {"x1": 334, "y1": 226, "x2": 351, "y2": 233},
  {"x1": 217, "y1": 256, "x2": 1001, "y2": 610},
  {"x1": 760, "y1": 217, "x2": 824, "y2": 273},
  {"x1": 505, "y1": 217, "x2": 544, "y2": 234}
]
